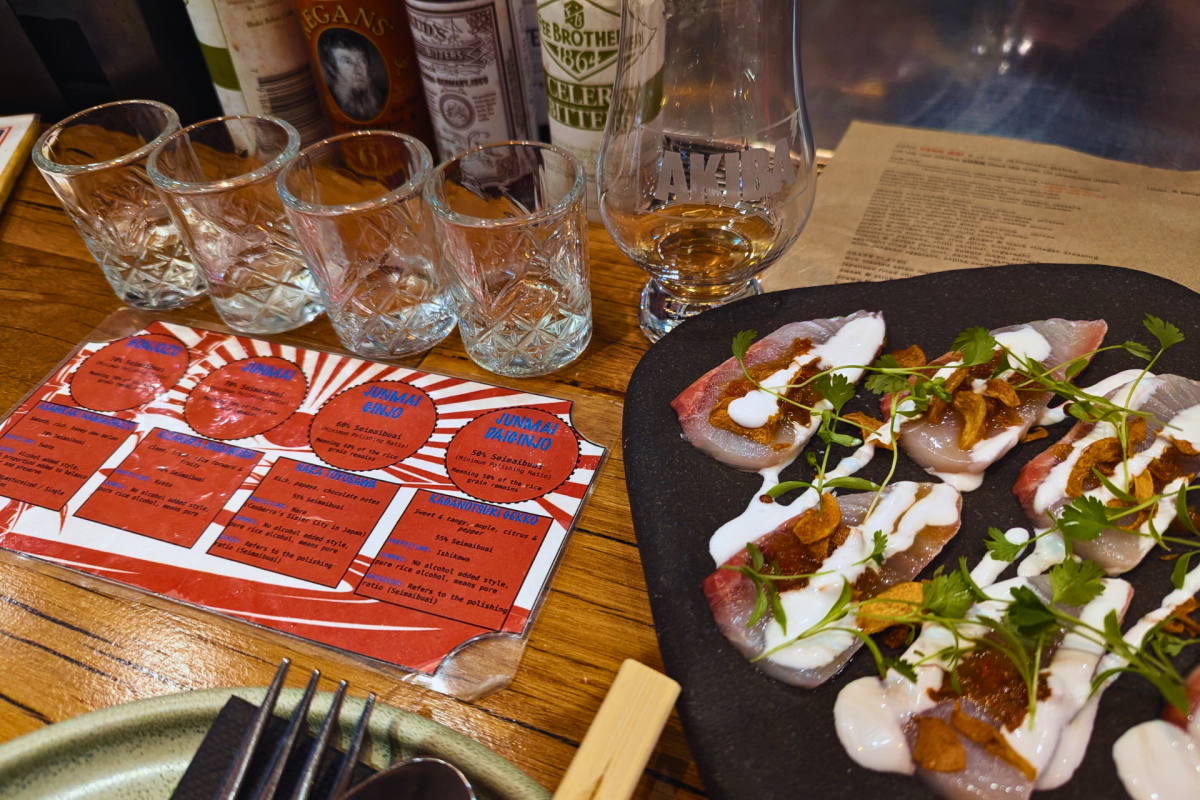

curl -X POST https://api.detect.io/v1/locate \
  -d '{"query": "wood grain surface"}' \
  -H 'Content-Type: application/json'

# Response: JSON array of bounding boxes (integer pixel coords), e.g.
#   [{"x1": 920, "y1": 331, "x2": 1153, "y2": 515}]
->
[{"x1": 0, "y1": 160, "x2": 706, "y2": 798}]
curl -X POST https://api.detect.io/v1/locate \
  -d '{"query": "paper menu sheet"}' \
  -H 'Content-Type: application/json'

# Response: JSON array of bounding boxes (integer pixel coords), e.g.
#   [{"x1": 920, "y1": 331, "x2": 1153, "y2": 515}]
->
[
  {"x1": 763, "y1": 121, "x2": 1200, "y2": 291},
  {"x1": 0, "y1": 318, "x2": 605, "y2": 700}
]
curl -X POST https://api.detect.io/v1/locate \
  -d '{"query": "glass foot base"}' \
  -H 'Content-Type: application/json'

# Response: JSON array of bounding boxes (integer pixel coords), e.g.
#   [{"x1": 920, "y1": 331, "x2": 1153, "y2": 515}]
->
[{"x1": 638, "y1": 278, "x2": 762, "y2": 343}]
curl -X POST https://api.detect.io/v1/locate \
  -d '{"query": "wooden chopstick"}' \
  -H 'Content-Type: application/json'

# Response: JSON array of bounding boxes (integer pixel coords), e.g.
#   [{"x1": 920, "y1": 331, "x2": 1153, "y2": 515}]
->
[{"x1": 552, "y1": 659, "x2": 681, "y2": 800}]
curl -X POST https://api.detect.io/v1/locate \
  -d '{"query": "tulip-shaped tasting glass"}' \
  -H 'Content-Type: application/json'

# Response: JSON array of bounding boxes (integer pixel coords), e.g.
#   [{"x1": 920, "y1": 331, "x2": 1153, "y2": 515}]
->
[{"x1": 597, "y1": 0, "x2": 817, "y2": 341}]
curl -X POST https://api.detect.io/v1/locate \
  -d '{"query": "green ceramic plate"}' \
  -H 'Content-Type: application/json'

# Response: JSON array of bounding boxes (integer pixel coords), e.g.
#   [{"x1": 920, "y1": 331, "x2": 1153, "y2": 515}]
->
[{"x1": 0, "y1": 687, "x2": 551, "y2": 800}]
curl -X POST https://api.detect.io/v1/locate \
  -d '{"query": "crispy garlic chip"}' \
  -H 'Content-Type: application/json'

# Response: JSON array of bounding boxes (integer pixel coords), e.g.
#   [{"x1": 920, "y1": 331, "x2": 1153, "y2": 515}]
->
[
  {"x1": 792, "y1": 492, "x2": 841, "y2": 544},
  {"x1": 927, "y1": 367, "x2": 970, "y2": 426},
  {"x1": 856, "y1": 581, "x2": 922, "y2": 635},
  {"x1": 844, "y1": 411, "x2": 893, "y2": 451},
  {"x1": 1173, "y1": 437, "x2": 1200, "y2": 457},
  {"x1": 950, "y1": 703, "x2": 1036, "y2": 781},
  {"x1": 954, "y1": 391, "x2": 989, "y2": 450},
  {"x1": 913, "y1": 716, "x2": 966, "y2": 772},
  {"x1": 981, "y1": 379, "x2": 1020, "y2": 408},
  {"x1": 1065, "y1": 438, "x2": 1123, "y2": 498},
  {"x1": 889, "y1": 344, "x2": 927, "y2": 368},
  {"x1": 1021, "y1": 427, "x2": 1049, "y2": 443}
]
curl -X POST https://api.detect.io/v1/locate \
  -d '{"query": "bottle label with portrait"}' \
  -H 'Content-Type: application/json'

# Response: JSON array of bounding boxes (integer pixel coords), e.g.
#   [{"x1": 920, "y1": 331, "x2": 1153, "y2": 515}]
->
[
  {"x1": 404, "y1": 0, "x2": 538, "y2": 160},
  {"x1": 296, "y1": 0, "x2": 434, "y2": 142}
]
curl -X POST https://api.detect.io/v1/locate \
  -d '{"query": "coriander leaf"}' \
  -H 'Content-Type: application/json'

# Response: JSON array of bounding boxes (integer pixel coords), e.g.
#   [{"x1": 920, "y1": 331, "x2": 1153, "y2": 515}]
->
[
  {"x1": 991, "y1": 351, "x2": 1013, "y2": 379},
  {"x1": 765, "y1": 480, "x2": 813, "y2": 499},
  {"x1": 818, "y1": 428, "x2": 861, "y2": 447},
  {"x1": 1171, "y1": 551, "x2": 1196, "y2": 591},
  {"x1": 1122, "y1": 340, "x2": 1153, "y2": 361},
  {"x1": 768, "y1": 582, "x2": 788, "y2": 634},
  {"x1": 929, "y1": 380, "x2": 953, "y2": 403},
  {"x1": 823, "y1": 477, "x2": 882, "y2": 492},
  {"x1": 985, "y1": 526, "x2": 1024, "y2": 563},
  {"x1": 1006, "y1": 586, "x2": 1059, "y2": 638},
  {"x1": 747, "y1": 541, "x2": 765, "y2": 571},
  {"x1": 1068, "y1": 401, "x2": 1095, "y2": 422},
  {"x1": 1064, "y1": 358, "x2": 1088, "y2": 380},
  {"x1": 866, "y1": 354, "x2": 910, "y2": 395},
  {"x1": 1145, "y1": 314, "x2": 1185, "y2": 351},
  {"x1": 1156, "y1": 629, "x2": 1189, "y2": 658},
  {"x1": 732, "y1": 330, "x2": 757, "y2": 362},
  {"x1": 748, "y1": 574, "x2": 768, "y2": 627},
  {"x1": 953, "y1": 326, "x2": 999, "y2": 367},
  {"x1": 883, "y1": 656, "x2": 918, "y2": 683},
  {"x1": 923, "y1": 569, "x2": 974, "y2": 619},
  {"x1": 815, "y1": 372, "x2": 855, "y2": 413},
  {"x1": 867, "y1": 372, "x2": 910, "y2": 396},
  {"x1": 1093, "y1": 467, "x2": 1136, "y2": 503},
  {"x1": 867, "y1": 530, "x2": 888, "y2": 567},
  {"x1": 958, "y1": 557, "x2": 991, "y2": 602},
  {"x1": 805, "y1": 451, "x2": 819, "y2": 468},
  {"x1": 1104, "y1": 609, "x2": 1125, "y2": 647},
  {"x1": 1058, "y1": 496, "x2": 1112, "y2": 545},
  {"x1": 1177, "y1": 485, "x2": 1200, "y2": 538},
  {"x1": 1049, "y1": 559, "x2": 1106, "y2": 606},
  {"x1": 872, "y1": 353, "x2": 901, "y2": 371}
]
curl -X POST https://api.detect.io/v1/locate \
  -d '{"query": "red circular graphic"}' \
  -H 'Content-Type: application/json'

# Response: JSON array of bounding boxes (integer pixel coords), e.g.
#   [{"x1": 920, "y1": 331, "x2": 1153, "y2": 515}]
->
[
  {"x1": 185, "y1": 357, "x2": 307, "y2": 441},
  {"x1": 70, "y1": 334, "x2": 189, "y2": 412},
  {"x1": 311, "y1": 381, "x2": 437, "y2": 471},
  {"x1": 445, "y1": 408, "x2": 579, "y2": 503}
]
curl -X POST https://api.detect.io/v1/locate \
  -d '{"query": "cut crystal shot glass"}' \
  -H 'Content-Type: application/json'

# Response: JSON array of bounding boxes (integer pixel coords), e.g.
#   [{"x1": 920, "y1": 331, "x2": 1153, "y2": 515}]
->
[
  {"x1": 424, "y1": 142, "x2": 592, "y2": 378},
  {"x1": 148, "y1": 115, "x2": 324, "y2": 335},
  {"x1": 278, "y1": 131, "x2": 457, "y2": 359},
  {"x1": 33, "y1": 100, "x2": 206, "y2": 310}
]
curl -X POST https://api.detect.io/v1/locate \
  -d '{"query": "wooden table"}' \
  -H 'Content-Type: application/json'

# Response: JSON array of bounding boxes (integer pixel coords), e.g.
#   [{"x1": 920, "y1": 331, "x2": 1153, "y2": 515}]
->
[{"x1": 0, "y1": 161, "x2": 706, "y2": 798}]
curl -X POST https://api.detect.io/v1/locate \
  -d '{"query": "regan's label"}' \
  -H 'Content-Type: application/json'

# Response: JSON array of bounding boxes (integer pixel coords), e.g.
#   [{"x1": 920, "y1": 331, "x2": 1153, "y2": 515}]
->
[
  {"x1": 185, "y1": 357, "x2": 308, "y2": 441},
  {"x1": 310, "y1": 381, "x2": 436, "y2": 471},
  {"x1": 404, "y1": 0, "x2": 537, "y2": 159},
  {"x1": 444, "y1": 408, "x2": 578, "y2": 502},
  {"x1": 210, "y1": 457, "x2": 400, "y2": 587},
  {"x1": 70, "y1": 334, "x2": 189, "y2": 412},
  {"x1": 0, "y1": 403, "x2": 135, "y2": 510},
  {"x1": 357, "y1": 489, "x2": 550, "y2": 628},
  {"x1": 294, "y1": 0, "x2": 434, "y2": 141},
  {"x1": 76, "y1": 429, "x2": 262, "y2": 548},
  {"x1": 537, "y1": 0, "x2": 621, "y2": 209}
]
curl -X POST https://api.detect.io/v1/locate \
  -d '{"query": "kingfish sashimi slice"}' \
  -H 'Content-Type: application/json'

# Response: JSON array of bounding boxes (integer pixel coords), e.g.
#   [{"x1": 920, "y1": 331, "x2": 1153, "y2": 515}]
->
[
  {"x1": 672, "y1": 310, "x2": 886, "y2": 471},
  {"x1": 703, "y1": 482, "x2": 962, "y2": 687},
  {"x1": 882, "y1": 319, "x2": 1107, "y2": 491},
  {"x1": 1013, "y1": 373, "x2": 1200, "y2": 575},
  {"x1": 835, "y1": 575, "x2": 1132, "y2": 800}
]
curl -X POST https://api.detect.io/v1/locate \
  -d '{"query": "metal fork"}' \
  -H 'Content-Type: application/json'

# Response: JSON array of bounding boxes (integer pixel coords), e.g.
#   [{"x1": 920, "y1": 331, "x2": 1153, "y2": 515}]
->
[{"x1": 212, "y1": 660, "x2": 377, "y2": 800}]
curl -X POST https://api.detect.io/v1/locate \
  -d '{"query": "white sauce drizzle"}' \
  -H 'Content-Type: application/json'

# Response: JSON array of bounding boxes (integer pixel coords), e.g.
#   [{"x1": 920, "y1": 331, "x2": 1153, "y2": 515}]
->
[
  {"x1": 708, "y1": 439, "x2": 878, "y2": 566},
  {"x1": 1031, "y1": 375, "x2": 1160, "y2": 517},
  {"x1": 1018, "y1": 527, "x2": 1065, "y2": 578},
  {"x1": 994, "y1": 327, "x2": 1053, "y2": 364},
  {"x1": 926, "y1": 469, "x2": 985, "y2": 492},
  {"x1": 1114, "y1": 721, "x2": 1200, "y2": 800},
  {"x1": 834, "y1": 532, "x2": 1029, "y2": 775},
  {"x1": 1046, "y1": 562, "x2": 1200, "y2": 790},
  {"x1": 762, "y1": 484, "x2": 961, "y2": 670},
  {"x1": 726, "y1": 315, "x2": 886, "y2": 429}
]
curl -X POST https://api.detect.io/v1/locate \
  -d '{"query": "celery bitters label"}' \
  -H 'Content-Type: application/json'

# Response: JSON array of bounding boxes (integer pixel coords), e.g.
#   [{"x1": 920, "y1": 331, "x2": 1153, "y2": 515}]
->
[
  {"x1": 536, "y1": 0, "x2": 620, "y2": 185},
  {"x1": 536, "y1": 0, "x2": 620, "y2": 134}
]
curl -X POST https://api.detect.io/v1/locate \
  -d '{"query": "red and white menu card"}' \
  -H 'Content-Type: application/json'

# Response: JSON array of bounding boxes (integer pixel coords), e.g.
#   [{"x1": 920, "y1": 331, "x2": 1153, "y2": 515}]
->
[{"x1": 0, "y1": 319, "x2": 605, "y2": 698}]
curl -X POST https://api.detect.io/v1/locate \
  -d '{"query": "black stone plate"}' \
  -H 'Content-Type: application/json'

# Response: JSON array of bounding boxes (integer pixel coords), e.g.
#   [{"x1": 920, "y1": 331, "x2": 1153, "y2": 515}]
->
[{"x1": 623, "y1": 264, "x2": 1200, "y2": 800}]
